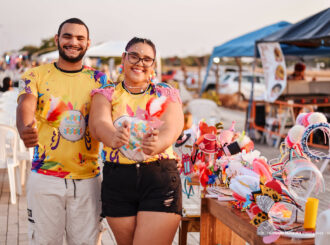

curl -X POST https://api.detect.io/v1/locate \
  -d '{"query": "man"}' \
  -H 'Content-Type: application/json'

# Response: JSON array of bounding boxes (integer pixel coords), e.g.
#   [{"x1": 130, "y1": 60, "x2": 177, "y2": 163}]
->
[
  {"x1": 287, "y1": 62, "x2": 306, "y2": 81},
  {"x1": 17, "y1": 18, "x2": 109, "y2": 245}
]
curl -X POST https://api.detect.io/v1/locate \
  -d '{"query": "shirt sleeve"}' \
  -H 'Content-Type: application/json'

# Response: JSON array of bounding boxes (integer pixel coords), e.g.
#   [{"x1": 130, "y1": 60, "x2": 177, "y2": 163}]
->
[
  {"x1": 155, "y1": 83, "x2": 182, "y2": 104},
  {"x1": 18, "y1": 68, "x2": 38, "y2": 100},
  {"x1": 91, "y1": 87, "x2": 115, "y2": 102}
]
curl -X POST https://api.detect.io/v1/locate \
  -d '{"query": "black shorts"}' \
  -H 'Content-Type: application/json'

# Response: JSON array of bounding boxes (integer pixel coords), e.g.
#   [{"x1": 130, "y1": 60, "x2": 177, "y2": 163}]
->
[{"x1": 101, "y1": 159, "x2": 182, "y2": 217}]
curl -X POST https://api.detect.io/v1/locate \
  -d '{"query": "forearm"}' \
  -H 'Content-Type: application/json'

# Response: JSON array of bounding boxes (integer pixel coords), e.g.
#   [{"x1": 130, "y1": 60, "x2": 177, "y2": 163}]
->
[
  {"x1": 91, "y1": 119, "x2": 117, "y2": 148},
  {"x1": 154, "y1": 102, "x2": 183, "y2": 154},
  {"x1": 16, "y1": 96, "x2": 36, "y2": 134},
  {"x1": 155, "y1": 124, "x2": 182, "y2": 154}
]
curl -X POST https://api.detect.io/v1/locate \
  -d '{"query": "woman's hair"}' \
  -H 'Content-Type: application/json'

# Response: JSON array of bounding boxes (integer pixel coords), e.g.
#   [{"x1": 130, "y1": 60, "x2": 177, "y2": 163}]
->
[
  {"x1": 1, "y1": 77, "x2": 11, "y2": 92},
  {"x1": 125, "y1": 37, "x2": 156, "y2": 57}
]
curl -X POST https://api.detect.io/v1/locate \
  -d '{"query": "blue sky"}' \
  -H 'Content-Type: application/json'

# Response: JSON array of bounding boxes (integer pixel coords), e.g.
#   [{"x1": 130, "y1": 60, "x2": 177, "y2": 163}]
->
[{"x1": 0, "y1": 0, "x2": 328, "y2": 57}]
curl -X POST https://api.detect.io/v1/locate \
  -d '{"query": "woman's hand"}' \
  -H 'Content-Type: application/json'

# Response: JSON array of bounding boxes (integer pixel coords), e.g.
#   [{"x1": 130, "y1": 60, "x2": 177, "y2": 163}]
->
[
  {"x1": 141, "y1": 129, "x2": 159, "y2": 155},
  {"x1": 111, "y1": 121, "x2": 130, "y2": 149}
]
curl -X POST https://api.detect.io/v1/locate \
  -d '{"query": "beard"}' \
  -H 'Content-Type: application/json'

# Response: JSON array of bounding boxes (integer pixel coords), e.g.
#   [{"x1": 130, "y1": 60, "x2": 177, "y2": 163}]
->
[{"x1": 57, "y1": 40, "x2": 88, "y2": 63}]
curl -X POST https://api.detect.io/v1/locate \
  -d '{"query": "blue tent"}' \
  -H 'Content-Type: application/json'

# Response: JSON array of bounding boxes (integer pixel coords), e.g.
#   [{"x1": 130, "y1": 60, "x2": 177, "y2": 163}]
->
[
  {"x1": 259, "y1": 8, "x2": 330, "y2": 48},
  {"x1": 202, "y1": 11, "x2": 330, "y2": 92},
  {"x1": 257, "y1": 8, "x2": 330, "y2": 57},
  {"x1": 201, "y1": 21, "x2": 291, "y2": 92}
]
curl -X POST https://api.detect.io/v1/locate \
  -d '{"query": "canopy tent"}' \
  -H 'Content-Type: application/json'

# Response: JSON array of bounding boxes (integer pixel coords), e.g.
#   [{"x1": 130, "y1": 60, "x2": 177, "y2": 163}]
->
[
  {"x1": 38, "y1": 50, "x2": 58, "y2": 62},
  {"x1": 245, "y1": 8, "x2": 330, "y2": 133},
  {"x1": 258, "y1": 8, "x2": 330, "y2": 48},
  {"x1": 86, "y1": 40, "x2": 126, "y2": 57},
  {"x1": 38, "y1": 40, "x2": 127, "y2": 61},
  {"x1": 201, "y1": 21, "x2": 291, "y2": 92}
]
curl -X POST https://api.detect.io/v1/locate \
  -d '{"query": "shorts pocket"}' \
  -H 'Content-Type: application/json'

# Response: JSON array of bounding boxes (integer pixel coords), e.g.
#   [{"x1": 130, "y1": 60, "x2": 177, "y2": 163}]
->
[{"x1": 167, "y1": 170, "x2": 180, "y2": 190}]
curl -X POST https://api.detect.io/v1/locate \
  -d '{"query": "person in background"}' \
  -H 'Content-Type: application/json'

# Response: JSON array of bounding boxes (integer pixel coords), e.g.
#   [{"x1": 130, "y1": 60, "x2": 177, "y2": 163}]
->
[
  {"x1": 1, "y1": 76, "x2": 13, "y2": 92},
  {"x1": 288, "y1": 62, "x2": 306, "y2": 80},
  {"x1": 89, "y1": 37, "x2": 183, "y2": 245},
  {"x1": 16, "y1": 18, "x2": 110, "y2": 245}
]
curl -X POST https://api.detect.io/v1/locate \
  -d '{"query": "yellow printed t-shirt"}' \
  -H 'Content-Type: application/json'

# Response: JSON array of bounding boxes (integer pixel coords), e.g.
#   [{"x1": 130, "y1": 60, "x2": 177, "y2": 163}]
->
[
  {"x1": 101, "y1": 81, "x2": 181, "y2": 164},
  {"x1": 19, "y1": 63, "x2": 110, "y2": 179}
]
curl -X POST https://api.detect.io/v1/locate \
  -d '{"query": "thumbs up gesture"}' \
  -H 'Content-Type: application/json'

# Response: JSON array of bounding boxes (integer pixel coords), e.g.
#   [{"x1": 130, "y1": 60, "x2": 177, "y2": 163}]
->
[{"x1": 19, "y1": 118, "x2": 38, "y2": 148}]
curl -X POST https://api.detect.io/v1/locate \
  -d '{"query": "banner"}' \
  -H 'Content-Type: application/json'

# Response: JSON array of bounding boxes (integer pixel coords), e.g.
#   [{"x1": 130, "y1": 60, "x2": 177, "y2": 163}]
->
[{"x1": 258, "y1": 42, "x2": 286, "y2": 102}]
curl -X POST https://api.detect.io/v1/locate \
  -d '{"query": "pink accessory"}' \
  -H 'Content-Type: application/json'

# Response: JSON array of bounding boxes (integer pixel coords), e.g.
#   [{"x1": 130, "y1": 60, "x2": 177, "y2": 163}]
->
[
  {"x1": 252, "y1": 158, "x2": 272, "y2": 182},
  {"x1": 218, "y1": 121, "x2": 236, "y2": 146},
  {"x1": 91, "y1": 88, "x2": 114, "y2": 102},
  {"x1": 302, "y1": 112, "x2": 313, "y2": 127}
]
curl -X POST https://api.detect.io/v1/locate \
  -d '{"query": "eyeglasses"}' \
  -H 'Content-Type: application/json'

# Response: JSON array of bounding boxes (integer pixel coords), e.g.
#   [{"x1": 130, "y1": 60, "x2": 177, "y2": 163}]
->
[{"x1": 124, "y1": 51, "x2": 155, "y2": 67}]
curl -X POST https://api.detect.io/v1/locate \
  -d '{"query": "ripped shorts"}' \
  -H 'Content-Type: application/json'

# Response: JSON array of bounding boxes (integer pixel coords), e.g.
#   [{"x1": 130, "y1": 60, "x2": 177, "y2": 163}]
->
[{"x1": 101, "y1": 159, "x2": 182, "y2": 217}]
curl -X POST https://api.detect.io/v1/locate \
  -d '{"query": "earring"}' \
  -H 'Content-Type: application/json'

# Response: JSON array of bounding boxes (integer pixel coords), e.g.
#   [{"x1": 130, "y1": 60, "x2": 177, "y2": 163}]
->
[
  {"x1": 150, "y1": 70, "x2": 157, "y2": 83},
  {"x1": 118, "y1": 64, "x2": 123, "y2": 74}
]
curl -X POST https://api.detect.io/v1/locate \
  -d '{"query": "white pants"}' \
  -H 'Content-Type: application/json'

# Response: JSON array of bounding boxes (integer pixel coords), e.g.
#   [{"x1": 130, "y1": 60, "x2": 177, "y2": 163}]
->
[{"x1": 27, "y1": 172, "x2": 102, "y2": 245}]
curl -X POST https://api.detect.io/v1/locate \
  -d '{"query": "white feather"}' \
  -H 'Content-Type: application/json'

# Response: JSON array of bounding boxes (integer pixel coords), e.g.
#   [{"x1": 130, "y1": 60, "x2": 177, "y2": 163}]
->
[{"x1": 149, "y1": 96, "x2": 167, "y2": 115}]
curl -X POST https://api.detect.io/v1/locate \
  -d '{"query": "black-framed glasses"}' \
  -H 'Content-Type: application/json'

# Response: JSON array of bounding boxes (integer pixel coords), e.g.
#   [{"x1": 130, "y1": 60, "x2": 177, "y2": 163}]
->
[{"x1": 124, "y1": 51, "x2": 155, "y2": 67}]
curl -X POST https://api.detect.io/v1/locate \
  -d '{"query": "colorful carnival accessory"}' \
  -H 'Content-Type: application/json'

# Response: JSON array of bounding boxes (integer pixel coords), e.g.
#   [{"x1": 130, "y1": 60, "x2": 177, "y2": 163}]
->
[
  {"x1": 301, "y1": 122, "x2": 330, "y2": 160},
  {"x1": 113, "y1": 96, "x2": 169, "y2": 161},
  {"x1": 283, "y1": 158, "x2": 325, "y2": 205},
  {"x1": 118, "y1": 64, "x2": 123, "y2": 74},
  {"x1": 149, "y1": 69, "x2": 157, "y2": 83}
]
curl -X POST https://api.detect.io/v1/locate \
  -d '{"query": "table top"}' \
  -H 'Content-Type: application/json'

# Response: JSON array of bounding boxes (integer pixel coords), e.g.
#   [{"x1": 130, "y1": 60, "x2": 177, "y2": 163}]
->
[{"x1": 202, "y1": 198, "x2": 314, "y2": 245}]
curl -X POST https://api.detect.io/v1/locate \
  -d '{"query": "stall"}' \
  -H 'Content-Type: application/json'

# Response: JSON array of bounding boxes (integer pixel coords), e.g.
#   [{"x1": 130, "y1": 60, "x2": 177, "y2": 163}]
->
[
  {"x1": 200, "y1": 21, "x2": 291, "y2": 94},
  {"x1": 249, "y1": 7, "x2": 330, "y2": 147}
]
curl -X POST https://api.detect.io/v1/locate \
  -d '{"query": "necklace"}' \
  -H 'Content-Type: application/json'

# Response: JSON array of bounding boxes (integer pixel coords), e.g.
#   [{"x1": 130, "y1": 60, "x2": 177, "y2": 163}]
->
[{"x1": 123, "y1": 80, "x2": 150, "y2": 94}]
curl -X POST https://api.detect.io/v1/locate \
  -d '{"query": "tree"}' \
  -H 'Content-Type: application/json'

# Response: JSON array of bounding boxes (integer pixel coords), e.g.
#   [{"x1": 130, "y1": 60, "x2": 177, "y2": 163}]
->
[
  {"x1": 40, "y1": 37, "x2": 56, "y2": 50},
  {"x1": 20, "y1": 45, "x2": 39, "y2": 56},
  {"x1": 20, "y1": 37, "x2": 57, "y2": 56}
]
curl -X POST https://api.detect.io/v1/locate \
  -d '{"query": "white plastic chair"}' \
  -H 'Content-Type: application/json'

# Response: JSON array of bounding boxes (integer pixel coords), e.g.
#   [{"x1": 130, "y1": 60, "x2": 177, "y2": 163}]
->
[
  {"x1": 16, "y1": 140, "x2": 33, "y2": 186},
  {"x1": 186, "y1": 98, "x2": 221, "y2": 125},
  {"x1": 0, "y1": 124, "x2": 22, "y2": 204}
]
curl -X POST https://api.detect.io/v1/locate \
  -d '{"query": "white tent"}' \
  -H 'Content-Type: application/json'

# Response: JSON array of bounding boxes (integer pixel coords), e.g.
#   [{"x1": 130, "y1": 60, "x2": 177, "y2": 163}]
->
[
  {"x1": 39, "y1": 40, "x2": 127, "y2": 61},
  {"x1": 39, "y1": 50, "x2": 58, "y2": 62},
  {"x1": 86, "y1": 41, "x2": 126, "y2": 57}
]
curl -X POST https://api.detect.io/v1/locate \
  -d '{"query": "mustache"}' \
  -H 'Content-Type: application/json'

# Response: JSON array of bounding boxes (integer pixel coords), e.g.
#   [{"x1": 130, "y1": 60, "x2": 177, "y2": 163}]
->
[{"x1": 63, "y1": 45, "x2": 83, "y2": 50}]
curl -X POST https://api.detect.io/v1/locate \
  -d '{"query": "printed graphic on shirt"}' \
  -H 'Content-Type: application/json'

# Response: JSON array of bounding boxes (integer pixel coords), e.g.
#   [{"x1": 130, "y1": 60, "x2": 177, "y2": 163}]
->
[
  {"x1": 100, "y1": 82, "x2": 181, "y2": 164},
  {"x1": 18, "y1": 63, "x2": 111, "y2": 179}
]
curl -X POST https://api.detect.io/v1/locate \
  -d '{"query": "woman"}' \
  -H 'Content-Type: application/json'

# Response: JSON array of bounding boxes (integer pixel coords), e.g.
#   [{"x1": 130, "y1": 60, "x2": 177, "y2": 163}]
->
[{"x1": 89, "y1": 37, "x2": 184, "y2": 245}]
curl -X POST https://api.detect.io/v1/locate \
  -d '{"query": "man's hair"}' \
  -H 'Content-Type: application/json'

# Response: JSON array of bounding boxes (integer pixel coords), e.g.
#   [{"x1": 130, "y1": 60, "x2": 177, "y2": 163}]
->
[
  {"x1": 294, "y1": 62, "x2": 306, "y2": 72},
  {"x1": 125, "y1": 37, "x2": 156, "y2": 57},
  {"x1": 57, "y1": 18, "x2": 89, "y2": 39}
]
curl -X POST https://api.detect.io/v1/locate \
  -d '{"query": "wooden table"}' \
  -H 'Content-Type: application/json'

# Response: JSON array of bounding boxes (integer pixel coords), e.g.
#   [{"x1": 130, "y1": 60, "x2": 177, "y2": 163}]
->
[{"x1": 200, "y1": 198, "x2": 314, "y2": 245}]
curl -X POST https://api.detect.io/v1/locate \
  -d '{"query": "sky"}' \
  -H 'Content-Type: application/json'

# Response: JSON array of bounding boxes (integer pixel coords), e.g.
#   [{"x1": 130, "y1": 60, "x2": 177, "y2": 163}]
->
[{"x1": 0, "y1": 0, "x2": 329, "y2": 57}]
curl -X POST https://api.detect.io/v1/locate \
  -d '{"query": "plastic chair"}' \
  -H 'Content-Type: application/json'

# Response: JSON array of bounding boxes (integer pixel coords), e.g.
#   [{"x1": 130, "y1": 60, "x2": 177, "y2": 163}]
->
[
  {"x1": 0, "y1": 124, "x2": 22, "y2": 204},
  {"x1": 16, "y1": 141, "x2": 33, "y2": 186}
]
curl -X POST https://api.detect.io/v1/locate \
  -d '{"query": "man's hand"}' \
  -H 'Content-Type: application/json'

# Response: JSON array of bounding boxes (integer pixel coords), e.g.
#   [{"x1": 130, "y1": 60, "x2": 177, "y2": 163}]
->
[
  {"x1": 141, "y1": 129, "x2": 159, "y2": 155},
  {"x1": 111, "y1": 121, "x2": 130, "y2": 149},
  {"x1": 19, "y1": 119, "x2": 38, "y2": 148}
]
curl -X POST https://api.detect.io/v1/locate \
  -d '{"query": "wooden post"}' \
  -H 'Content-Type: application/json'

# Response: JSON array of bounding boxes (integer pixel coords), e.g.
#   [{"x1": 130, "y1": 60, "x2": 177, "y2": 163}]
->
[
  {"x1": 215, "y1": 63, "x2": 220, "y2": 96},
  {"x1": 200, "y1": 198, "x2": 216, "y2": 245},
  {"x1": 193, "y1": 57, "x2": 202, "y2": 92},
  {"x1": 180, "y1": 59, "x2": 188, "y2": 87}
]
